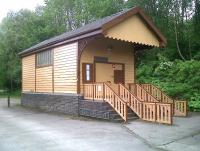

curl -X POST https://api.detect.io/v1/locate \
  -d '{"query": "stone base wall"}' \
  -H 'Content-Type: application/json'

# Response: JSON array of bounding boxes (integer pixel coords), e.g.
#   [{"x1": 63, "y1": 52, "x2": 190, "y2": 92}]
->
[
  {"x1": 79, "y1": 100, "x2": 121, "y2": 121},
  {"x1": 21, "y1": 93, "x2": 127, "y2": 121},
  {"x1": 21, "y1": 93, "x2": 82, "y2": 116}
]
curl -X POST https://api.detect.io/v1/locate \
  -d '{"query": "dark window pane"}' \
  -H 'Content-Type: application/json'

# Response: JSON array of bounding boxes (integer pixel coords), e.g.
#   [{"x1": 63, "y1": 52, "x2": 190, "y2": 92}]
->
[
  {"x1": 94, "y1": 56, "x2": 108, "y2": 63},
  {"x1": 36, "y1": 50, "x2": 53, "y2": 67}
]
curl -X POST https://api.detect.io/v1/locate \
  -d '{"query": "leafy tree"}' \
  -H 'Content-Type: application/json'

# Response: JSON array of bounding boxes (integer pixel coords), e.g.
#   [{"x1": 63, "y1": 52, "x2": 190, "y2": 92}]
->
[{"x1": 0, "y1": 0, "x2": 199, "y2": 110}]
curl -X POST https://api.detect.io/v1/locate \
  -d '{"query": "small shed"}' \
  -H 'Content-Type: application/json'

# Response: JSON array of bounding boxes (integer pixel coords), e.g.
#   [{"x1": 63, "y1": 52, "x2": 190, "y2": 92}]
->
[{"x1": 19, "y1": 7, "x2": 168, "y2": 122}]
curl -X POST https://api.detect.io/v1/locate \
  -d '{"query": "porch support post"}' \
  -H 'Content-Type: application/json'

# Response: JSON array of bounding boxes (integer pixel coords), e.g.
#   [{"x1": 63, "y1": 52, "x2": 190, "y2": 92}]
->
[
  {"x1": 77, "y1": 35, "x2": 100, "y2": 94},
  {"x1": 133, "y1": 47, "x2": 136, "y2": 84}
]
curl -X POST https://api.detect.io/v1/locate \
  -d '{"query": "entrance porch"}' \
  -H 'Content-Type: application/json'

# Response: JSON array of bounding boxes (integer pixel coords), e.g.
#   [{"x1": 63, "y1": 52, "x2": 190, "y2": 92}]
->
[
  {"x1": 78, "y1": 37, "x2": 187, "y2": 124},
  {"x1": 80, "y1": 36, "x2": 137, "y2": 94}
]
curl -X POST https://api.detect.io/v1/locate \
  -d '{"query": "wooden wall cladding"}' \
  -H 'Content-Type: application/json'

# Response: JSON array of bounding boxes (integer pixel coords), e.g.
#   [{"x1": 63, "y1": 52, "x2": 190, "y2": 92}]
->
[
  {"x1": 22, "y1": 54, "x2": 36, "y2": 92},
  {"x1": 54, "y1": 43, "x2": 78, "y2": 93},
  {"x1": 36, "y1": 66, "x2": 53, "y2": 93}
]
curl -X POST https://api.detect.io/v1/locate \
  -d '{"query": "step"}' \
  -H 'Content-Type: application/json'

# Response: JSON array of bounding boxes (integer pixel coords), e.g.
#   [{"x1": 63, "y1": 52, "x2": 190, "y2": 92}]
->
[
  {"x1": 128, "y1": 116, "x2": 139, "y2": 121},
  {"x1": 111, "y1": 118, "x2": 124, "y2": 123},
  {"x1": 80, "y1": 100, "x2": 114, "y2": 110},
  {"x1": 80, "y1": 99, "x2": 139, "y2": 122},
  {"x1": 112, "y1": 116, "x2": 138, "y2": 123}
]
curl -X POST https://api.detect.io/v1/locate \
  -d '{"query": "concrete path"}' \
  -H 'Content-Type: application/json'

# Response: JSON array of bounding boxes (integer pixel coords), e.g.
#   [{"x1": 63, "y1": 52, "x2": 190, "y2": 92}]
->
[
  {"x1": 0, "y1": 98, "x2": 156, "y2": 151},
  {"x1": 0, "y1": 98, "x2": 199, "y2": 151},
  {"x1": 125, "y1": 112, "x2": 200, "y2": 151}
]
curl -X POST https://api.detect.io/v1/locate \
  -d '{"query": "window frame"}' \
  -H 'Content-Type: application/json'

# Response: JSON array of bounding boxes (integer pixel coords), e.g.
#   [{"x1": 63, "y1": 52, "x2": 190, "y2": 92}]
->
[{"x1": 36, "y1": 50, "x2": 53, "y2": 68}]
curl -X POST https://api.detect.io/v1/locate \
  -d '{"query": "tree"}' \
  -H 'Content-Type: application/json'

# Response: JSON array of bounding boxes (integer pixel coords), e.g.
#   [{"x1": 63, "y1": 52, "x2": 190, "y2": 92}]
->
[{"x1": 0, "y1": 0, "x2": 199, "y2": 109}]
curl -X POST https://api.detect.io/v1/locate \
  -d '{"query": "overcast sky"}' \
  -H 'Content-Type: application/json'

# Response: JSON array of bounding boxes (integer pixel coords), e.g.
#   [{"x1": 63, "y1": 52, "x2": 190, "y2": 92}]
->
[{"x1": 0, "y1": 0, "x2": 45, "y2": 22}]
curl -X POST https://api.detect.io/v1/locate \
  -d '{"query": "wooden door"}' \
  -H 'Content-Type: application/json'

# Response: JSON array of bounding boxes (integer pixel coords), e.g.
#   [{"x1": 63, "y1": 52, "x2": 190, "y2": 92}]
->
[
  {"x1": 114, "y1": 70, "x2": 124, "y2": 84},
  {"x1": 96, "y1": 63, "x2": 113, "y2": 83}
]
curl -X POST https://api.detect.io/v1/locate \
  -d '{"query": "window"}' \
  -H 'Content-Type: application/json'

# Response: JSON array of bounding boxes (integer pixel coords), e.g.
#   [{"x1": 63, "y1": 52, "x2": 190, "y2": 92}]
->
[
  {"x1": 86, "y1": 64, "x2": 90, "y2": 81},
  {"x1": 94, "y1": 56, "x2": 108, "y2": 63},
  {"x1": 37, "y1": 50, "x2": 53, "y2": 67},
  {"x1": 82, "y1": 63, "x2": 93, "y2": 83}
]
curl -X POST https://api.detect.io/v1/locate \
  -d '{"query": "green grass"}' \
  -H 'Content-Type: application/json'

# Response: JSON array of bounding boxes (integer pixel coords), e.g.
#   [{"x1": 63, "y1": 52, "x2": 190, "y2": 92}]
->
[{"x1": 0, "y1": 90, "x2": 21, "y2": 99}]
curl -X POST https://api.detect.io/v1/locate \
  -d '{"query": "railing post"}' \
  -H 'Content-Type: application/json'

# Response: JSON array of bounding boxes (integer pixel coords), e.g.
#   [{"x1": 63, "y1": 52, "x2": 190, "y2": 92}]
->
[
  {"x1": 146, "y1": 92, "x2": 148, "y2": 102},
  {"x1": 149, "y1": 84, "x2": 151, "y2": 95},
  {"x1": 185, "y1": 101, "x2": 188, "y2": 116},
  {"x1": 141, "y1": 102, "x2": 143, "y2": 119},
  {"x1": 170, "y1": 103, "x2": 173, "y2": 125},
  {"x1": 172, "y1": 99, "x2": 174, "y2": 115},
  {"x1": 83, "y1": 84, "x2": 85, "y2": 98},
  {"x1": 134, "y1": 84, "x2": 137, "y2": 96},
  {"x1": 155, "y1": 102, "x2": 157, "y2": 122},
  {"x1": 92, "y1": 83, "x2": 94, "y2": 101},
  {"x1": 113, "y1": 94, "x2": 116, "y2": 108},
  {"x1": 125, "y1": 103, "x2": 128, "y2": 122},
  {"x1": 103, "y1": 83, "x2": 105, "y2": 101}
]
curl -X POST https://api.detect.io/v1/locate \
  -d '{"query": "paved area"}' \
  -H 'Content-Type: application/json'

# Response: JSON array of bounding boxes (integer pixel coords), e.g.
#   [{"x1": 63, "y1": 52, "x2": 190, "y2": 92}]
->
[
  {"x1": 0, "y1": 98, "x2": 155, "y2": 151},
  {"x1": 0, "y1": 98, "x2": 200, "y2": 151},
  {"x1": 125, "y1": 112, "x2": 200, "y2": 151}
]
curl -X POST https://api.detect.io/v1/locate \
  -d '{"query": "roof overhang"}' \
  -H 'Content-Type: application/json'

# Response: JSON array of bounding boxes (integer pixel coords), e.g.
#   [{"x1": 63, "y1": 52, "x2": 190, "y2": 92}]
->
[
  {"x1": 19, "y1": 7, "x2": 167, "y2": 57},
  {"x1": 19, "y1": 29, "x2": 103, "y2": 57},
  {"x1": 101, "y1": 7, "x2": 167, "y2": 47}
]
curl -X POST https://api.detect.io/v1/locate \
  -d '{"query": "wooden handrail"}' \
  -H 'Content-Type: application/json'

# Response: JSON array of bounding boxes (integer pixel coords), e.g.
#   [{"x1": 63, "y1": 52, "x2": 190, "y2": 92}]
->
[
  {"x1": 119, "y1": 84, "x2": 173, "y2": 124},
  {"x1": 156, "y1": 103, "x2": 172, "y2": 124},
  {"x1": 142, "y1": 102, "x2": 156, "y2": 122},
  {"x1": 128, "y1": 83, "x2": 158, "y2": 102},
  {"x1": 140, "y1": 83, "x2": 187, "y2": 117},
  {"x1": 119, "y1": 84, "x2": 143, "y2": 118},
  {"x1": 83, "y1": 83, "x2": 128, "y2": 122},
  {"x1": 83, "y1": 83, "x2": 173, "y2": 124},
  {"x1": 174, "y1": 100, "x2": 187, "y2": 117},
  {"x1": 140, "y1": 84, "x2": 173, "y2": 103},
  {"x1": 104, "y1": 83, "x2": 128, "y2": 121},
  {"x1": 84, "y1": 83, "x2": 104, "y2": 100}
]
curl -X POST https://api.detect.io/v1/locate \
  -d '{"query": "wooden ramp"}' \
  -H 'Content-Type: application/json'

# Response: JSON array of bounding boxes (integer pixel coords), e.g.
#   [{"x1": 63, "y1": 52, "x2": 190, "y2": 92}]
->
[
  {"x1": 83, "y1": 83, "x2": 173, "y2": 124},
  {"x1": 119, "y1": 84, "x2": 172, "y2": 124},
  {"x1": 139, "y1": 84, "x2": 187, "y2": 117}
]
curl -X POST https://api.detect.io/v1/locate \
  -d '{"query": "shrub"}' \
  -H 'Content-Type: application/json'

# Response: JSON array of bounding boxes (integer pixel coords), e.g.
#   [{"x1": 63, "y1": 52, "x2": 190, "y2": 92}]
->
[{"x1": 137, "y1": 59, "x2": 200, "y2": 111}]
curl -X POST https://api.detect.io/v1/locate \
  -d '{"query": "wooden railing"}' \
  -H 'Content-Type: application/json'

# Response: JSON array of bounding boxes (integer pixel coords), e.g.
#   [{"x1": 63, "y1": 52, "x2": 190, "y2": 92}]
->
[
  {"x1": 83, "y1": 83, "x2": 172, "y2": 124},
  {"x1": 104, "y1": 83, "x2": 127, "y2": 121},
  {"x1": 119, "y1": 84, "x2": 172, "y2": 124},
  {"x1": 128, "y1": 83, "x2": 158, "y2": 102},
  {"x1": 83, "y1": 83, "x2": 104, "y2": 100},
  {"x1": 140, "y1": 83, "x2": 187, "y2": 117},
  {"x1": 83, "y1": 83, "x2": 127, "y2": 122},
  {"x1": 156, "y1": 103, "x2": 172, "y2": 124},
  {"x1": 174, "y1": 100, "x2": 187, "y2": 117},
  {"x1": 142, "y1": 102, "x2": 156, "y2": 122},
  {"x1": 140, "y1": 84, "x2": 173, "y2": 103},
  {"x1": 119, "y1": 84, "x2": 143, "y2": 118}
]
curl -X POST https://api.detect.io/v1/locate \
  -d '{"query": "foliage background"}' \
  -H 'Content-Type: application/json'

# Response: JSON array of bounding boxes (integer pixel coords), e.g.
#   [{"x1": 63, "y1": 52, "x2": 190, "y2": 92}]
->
[{"x1": 0, "y1": 0, "x2": 199, "y2": 110}]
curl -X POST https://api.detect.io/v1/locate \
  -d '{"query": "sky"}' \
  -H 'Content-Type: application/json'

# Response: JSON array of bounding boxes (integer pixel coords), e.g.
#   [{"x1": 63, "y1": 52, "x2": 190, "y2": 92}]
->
[{"x1": 0, "y1": 0, "x2": 45, "y2": 22}]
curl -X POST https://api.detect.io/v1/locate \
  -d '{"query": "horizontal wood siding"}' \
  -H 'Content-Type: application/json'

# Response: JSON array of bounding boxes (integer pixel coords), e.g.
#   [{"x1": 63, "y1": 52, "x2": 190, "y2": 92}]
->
[
  {"x1": 54, "y1": 43, "x2": 78, "y2": 93},
  {"x1": 36, "y1": 66, "x2": 53, "y2": 92},
  {"x1": 22, "y1": 54, "x2": 36, "y2": 92},
  {"x1": 80, "y1": 37, "x2": 135, "y2": 93}
]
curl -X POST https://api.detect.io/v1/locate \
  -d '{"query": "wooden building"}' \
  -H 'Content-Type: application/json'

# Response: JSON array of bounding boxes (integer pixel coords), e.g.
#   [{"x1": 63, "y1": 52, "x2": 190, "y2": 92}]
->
[{"x1": 19, "y1": 7, "x2": 187, "y2": 124}]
